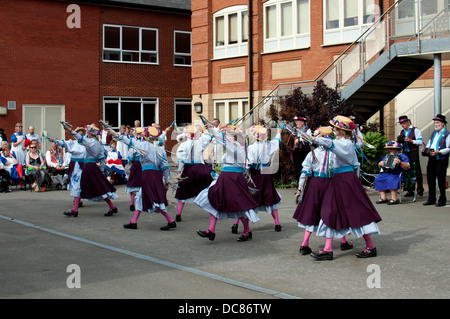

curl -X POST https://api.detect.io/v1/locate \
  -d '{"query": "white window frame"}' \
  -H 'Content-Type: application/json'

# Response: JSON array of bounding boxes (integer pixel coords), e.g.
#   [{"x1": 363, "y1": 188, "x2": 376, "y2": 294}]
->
[
  {"x1": 213, "y1": 99, "x2": 248, "y2": 124},
  {"x1": 103, "y1": 97, "x2": 159, "y2": 129},
  {"x1": 213, "y1": 5, "x2": 249, "y2": 59},
  {"x1": 323, "y1": 0, "x2": 375, "y2": 45},
  {"x1": 174, "y1": 31, "x2": 192, "y2": 67},
  {"x1": 103, "y1": 24, "x2": 159, "y2": 64},
  {"x1": 263, "y1": 0, "x2": 311, "y2": 53}
]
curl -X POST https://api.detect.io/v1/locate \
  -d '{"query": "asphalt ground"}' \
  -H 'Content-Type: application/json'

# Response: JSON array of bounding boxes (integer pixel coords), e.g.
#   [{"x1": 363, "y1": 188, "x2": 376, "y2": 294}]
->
[{"x1": 0, "y1": 176, "x2": 449, "y2": 302}]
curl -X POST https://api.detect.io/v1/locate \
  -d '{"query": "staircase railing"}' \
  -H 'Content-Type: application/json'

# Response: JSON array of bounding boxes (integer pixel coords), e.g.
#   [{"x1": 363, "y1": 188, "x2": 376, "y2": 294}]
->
[{"x1": 234, "y1": 0, "x2": 449, "y2": 127}]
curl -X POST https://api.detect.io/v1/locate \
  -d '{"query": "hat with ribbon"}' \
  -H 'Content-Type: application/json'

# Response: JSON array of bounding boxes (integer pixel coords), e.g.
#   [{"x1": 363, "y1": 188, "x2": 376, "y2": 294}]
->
[
  {"x1": 384, "y1": 141, "x2": 402, "y2": 149},
  {"x1": 398, "y1": 115, "x2": 410, "y2": 124},
  {"x1": 85, "y1": 124, "x2": 101, "y2": 136},
  {"x1": 249, "y1": 125, "x2": 268, "y2": 141},
  {"x1": 329, "y1": 115, "x2": 357, "y2": 132},
  {"x1": 432, "y1": 114, "x2": 447, "y2": 124}
]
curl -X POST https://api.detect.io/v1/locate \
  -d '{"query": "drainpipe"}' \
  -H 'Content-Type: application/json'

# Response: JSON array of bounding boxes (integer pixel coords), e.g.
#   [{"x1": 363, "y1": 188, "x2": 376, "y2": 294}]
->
[
  {"x1": 434, "y1": 53, "x2": 442, "y2": 116},
  {"x1": 248, "y1": 0, "x2": 254, "y2": 123}
]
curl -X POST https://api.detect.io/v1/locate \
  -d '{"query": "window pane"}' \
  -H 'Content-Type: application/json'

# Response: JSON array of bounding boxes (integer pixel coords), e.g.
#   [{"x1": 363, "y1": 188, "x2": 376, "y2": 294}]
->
[
  {"x1": 142, "y1": 29, "x2": 157, "y2": 51},
  {"x1": 422, "y1": 0, "x2": 438, "y2": 16},
  {"x1": 122, "y1": 51, "x2": 139, "y2": 62},
  {"x1": 229, "y1": 13, "x2": 238, "y2": 44},
  {"x1": 122, "y1": 27, "x2": 139, "y2": 51},
  {"x1": 297, "y1": 0, "x2": 309, "y2": 34},
  {"x1": 104, "y1": 103, "x2": 119, "y2": 128},
  {"x1": 141, "y1": 53, "x2": 157, "y2": 63},
  {"x1": 215, "y1": 102, "x2": 225, "y2": 124},
  {"x1": 175, "y1": 32, "x2": 191, "y2": 54},
  {"x1": 266, "y1": 5, "x2": 277, "y2": 38},
  {"x1": 229, "y1": 102, "x2": 239, "y2": 121},
  {"x1": 216, "y1": 16, "x2": 225, "y2": 46},
  {"x1": 104, "y1": 26, "x2": 120, "y2": 48},
  {"x1": 344, "y1": 0, "x2": 358, "y2": 27},
  {"x1": 326, "y1": 0, "x2": 339, "y2": 29},
  {"x1": 104, "y1": 50, "x2": 120, "y2": 61},
  {"x1": 121, "y1": 102, "x2": 141, "y2": 126},
  {"x1": 143, "y1": 103, "x2": 156, "y2": 126},
  {"x1": 281, "y1": 2, "x2": 292, "y2": 36},
  {"x1": 242, "y1": 11, "x2": 248, "y2": 42},
  {"x1": 174, "y1": 55, "x2": 191, "y2": 65},
  {"x1": 175, "y1": 102, "x2": 192, "y2": 126},
  {"x1": 364, "y1": 0, "x2": 375, "y2": 24}
]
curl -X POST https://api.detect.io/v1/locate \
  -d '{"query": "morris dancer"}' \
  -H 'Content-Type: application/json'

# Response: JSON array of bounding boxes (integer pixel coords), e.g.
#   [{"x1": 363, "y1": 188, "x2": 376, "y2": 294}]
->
[
  {"x1": 308, "y1": 116, "x2": 382, "y2": 260},
  {"x1": 175, "y1": 125, "x2": 213, "y2": 222},
  {"x1": 108, "y1": 126, "x2": 175, "y2": 231},
  {"x1": 195, "y1": 123, "x2": 259, "y2": 242},
  {"x1": 63, "y1": 123, "x2": 118, "y2": 217},
  {"x1": 52, "y1": 127, "x2": 87, "y2": 217},
  {"x1": 125, "y1": 127, "x2": 144, "y2": 211},
  {"x1": 293, "y1": 127, "x2": 353, "y2": 255},
  {"x1": 232, "y1": 125, "x2": 282, "y2": 233}
]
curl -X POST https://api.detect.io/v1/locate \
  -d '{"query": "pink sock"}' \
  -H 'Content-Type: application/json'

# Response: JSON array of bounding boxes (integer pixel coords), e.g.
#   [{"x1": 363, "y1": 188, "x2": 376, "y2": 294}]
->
[
  {"x1": 72, "y1": 197, "x2": 81, "y2": 212},
  {"x1": 363, "y1": 234, "x2": 376, "y2": 250},
  {"x1": 177, "y1": 201, "x2": 185, "y2": 216},
  {"x1": 130, "y1": 193, "x2": 136, "y2": 205},
  {"x1": 341, "y1": 236, "x2": 348, "y2": 243},
  {"x1": 239, "y1": 217, "x2": 251, "y2": 233},
  {"x1": 271, "y1": 210, "x2": 280, "y2": 225},
  {"x1": 302, "y1": 230, "x2": 312, "y2": 246},
  {"x1": 323, "y1": 237, "x2": 333, "y2": 252},
  {"x1": 159, "y1": 210, "x2": 174, "y2": 223},
  {"x1": 131, "y1": 210, "x2": 141, "y2": 223},
  {"x1": 208, "y1": 214, "x2": 217, "y2": 233},
  {"x1": 234, "y1": 219, "x2": 239, "y2": 225},
  {"x1": 104, "y1": 198, "x2": 115, "y2": 209}
]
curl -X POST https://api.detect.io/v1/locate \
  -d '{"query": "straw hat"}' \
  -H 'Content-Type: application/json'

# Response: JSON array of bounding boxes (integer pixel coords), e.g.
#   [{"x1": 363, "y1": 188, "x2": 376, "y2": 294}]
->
[
  {"x1": 144, "y1": 126, "x2": 159, "y2": 140},
  {"x1": 221, "y1": 124, "x2": 244, "y2": 135},
  {"x1": 184, "y1": 125, "x2": 201, "y2": 139},
  {"x1": 329, "y1": 115, "x2": 356, "y2": 132},
  {"x1": 249, "y1": 125, "x2": 268, "y2": 141},
  {"x1": 75, "y1": 126, "x2": 86, "y2": 135},
  {"x1": 384, "y1": 141, "x2": 402, "y2": 149},
  {"x1": 316, "y1": 126, "x2": 333, "y2": 137},
  {"x1": 85, "y1": 124, "x2": 100, "y2": 136}
]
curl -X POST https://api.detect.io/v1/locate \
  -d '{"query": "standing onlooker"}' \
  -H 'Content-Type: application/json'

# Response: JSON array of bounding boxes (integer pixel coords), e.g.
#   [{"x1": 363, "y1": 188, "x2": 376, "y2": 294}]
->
[
  {"x1": 10, "y1": 123, "x2": 28, "y2": 165},
  {"x1": 397, "y1": 115, "x2": 424, "y2": 197},
  {"x1": 422, "y1": 114, "x2": 450, "y2": 207},
  {"x1": 291, "y1": 115, "x2": 312, "y2": 181},
  {"x1": 26, "y1": 126, "x2": 41, "y2": 149}
]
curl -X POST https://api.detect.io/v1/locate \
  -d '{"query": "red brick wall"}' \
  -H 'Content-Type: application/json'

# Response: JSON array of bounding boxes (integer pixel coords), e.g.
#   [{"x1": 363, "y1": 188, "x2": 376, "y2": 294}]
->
[{"x1": 0, "y1": 0, "x2": 100, "y2": 135}]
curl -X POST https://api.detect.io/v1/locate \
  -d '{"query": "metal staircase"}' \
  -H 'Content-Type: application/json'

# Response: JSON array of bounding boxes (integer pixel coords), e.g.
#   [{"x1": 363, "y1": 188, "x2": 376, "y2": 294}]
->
[{"x1": 236, "y1": 0, "x2": 450, "y2": 127}]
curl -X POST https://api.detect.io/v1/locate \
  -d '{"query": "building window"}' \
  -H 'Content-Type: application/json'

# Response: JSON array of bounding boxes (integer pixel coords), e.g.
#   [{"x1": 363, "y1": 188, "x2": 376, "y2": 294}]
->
[
  {"x1": 214, "y1": 99, "x2": 248, "y2": 124},
  {"x1": 264, "y1": 0, "x2": 310, "y2": 53},
  {"x1": 103, "y1": 25, "x2": 158, "y2": 64},
  {"x1": 214, "y1": 5, "x2": 248, "y2": 59},
  {"x1": 174, "y1": 98, "x2": 192, "y2": 127},
  {"x1": 174, "y1": 31, "x2": 192, "y2": 66},
  {"x1": 103, "y1": 97, "x2": 159, "y2": 129},
  {"x1": 323, "y1": 0, "x2": 375, "y2": 45}
]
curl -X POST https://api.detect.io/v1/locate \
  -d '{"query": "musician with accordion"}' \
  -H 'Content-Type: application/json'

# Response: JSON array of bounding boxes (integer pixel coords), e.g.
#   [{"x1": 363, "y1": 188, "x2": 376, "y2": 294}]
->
[{"x1": 374, "y1": 141, "x2": 410, "y2": 205}]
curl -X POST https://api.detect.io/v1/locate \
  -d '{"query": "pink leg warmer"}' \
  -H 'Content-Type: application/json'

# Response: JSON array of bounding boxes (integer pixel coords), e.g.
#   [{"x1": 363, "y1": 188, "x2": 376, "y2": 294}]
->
[
  {"x1": 131, "y1": 210, "x2": 141, "y2": 223},
  {"x1": 104, "y1": 198, "x2": 115, "y2": 209},
  {"x1": 177, "y1": 201, "x2": 185, "y2": 216},
  {"x1": 239, "y1": 217, "x2": 251, "y2": 233},
  {"x1": 302, "y1": 230, "x2": 312, "y2": 247},
  {"x1": 363, "y1": 234, "x2": 376, "y2": 250},
  {"x1": 130, "y1": 193, "x2": 136, "y2": 205},
  {"x1": 323, "y1": 237, "x2": 333, "y2": 252},
  {"x1": 271, "y1": 209, "x2": 280, "y2": 225},
  {"x1": 72, "y1": 197, "x2": 81, "y2": 212},
  {"x1": 208, "y1": 214, "x2": 217, "y2": 233},
  {"x1": 159, "y1": 210, "x2": 174, "y2": 223}
]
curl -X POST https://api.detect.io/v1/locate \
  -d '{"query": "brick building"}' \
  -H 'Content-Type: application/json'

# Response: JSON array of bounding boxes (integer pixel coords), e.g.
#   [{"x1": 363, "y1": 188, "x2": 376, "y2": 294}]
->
[
  {"x1": 0, "y1": 0, "x2": 191, "y2": 151},
  {"x1": 191, "y1": 0, "x2": 450, "y2": 142}
]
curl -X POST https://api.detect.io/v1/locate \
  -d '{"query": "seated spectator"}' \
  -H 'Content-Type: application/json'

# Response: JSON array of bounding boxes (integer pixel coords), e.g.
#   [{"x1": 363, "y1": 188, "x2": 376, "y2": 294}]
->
[
  {"x1": 0, "y1": 157, "x2": 11, "y2": 193},
  {"x1": 46, "y1": 141, "x2": 70, "y2": 189},
  {"x1": 104, "y1": 139, "x2": 126, "y2": 184},
  {"x1": 1, "y1": 145, "x2": 25, "y2": 189},
  {"x1": 374, "y1": 141, "x2": 410, "y2": 205},
  {"x1": 26, "y1": 140, "x2": 50, "y2": 192}
]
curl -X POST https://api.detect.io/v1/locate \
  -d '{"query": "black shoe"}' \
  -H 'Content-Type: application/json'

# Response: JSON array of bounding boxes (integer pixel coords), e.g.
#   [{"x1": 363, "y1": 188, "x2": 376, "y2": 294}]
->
[
  {"x1": 104, "y1": 207, "x2": 118, "y2": 216},
  {"x1": 356, "y1": 247, "x2": 377, "y2": 258},
  {"x1": 237, "y1": 232, "x2": 252, "y2": 242},
  {"x1": 423, "y1": 200, "x2": 436, "y2": 206},
  {"x1": 274, "y1": 224, "x2": 282, "y2": 232},
  {"x1": 299, "y1": 246, "x2": 312, "y2": 255},
  {"x1": 160, "y1": 221, "x2": 176, "y2": 231},
  {"x1": 231, "y1": 223, "x2": 238, "y2": 234},
  {"x1": 340, "y1": 241, "x2": 353, "y2": 251},
  {"x1": 417, "y1": 189, "x2": 424, "y2": 196},
  {"x1": 404, "y1": 191, "x2": 414, "y2": 197},
  {"x1": 176, "y1": 214, "x2": 182, "y2": 222},
  {"x1": 436, "y1": 201, "x2": 447, "y2": 207},
  {"x1": 197, "y1": 229, "x2": 215, "y2": 241},
  {"x1": 63, "y1": 210, "x2": 78, "y2": 217},
  {"x1": 311, "y1": 250, "x2": 333, "y2": 260},
  {"x1": 123, "y1": 222, "x2": 137, "y2": 229},
  {"x1": 130, "y1": 204, "x2": 135, "y2": 211}
]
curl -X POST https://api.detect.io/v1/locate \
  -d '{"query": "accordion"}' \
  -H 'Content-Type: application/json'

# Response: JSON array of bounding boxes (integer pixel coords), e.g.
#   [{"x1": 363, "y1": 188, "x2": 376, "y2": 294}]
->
[{"x1": 381, "y1": 154, "x2": 401, "y2": 172}]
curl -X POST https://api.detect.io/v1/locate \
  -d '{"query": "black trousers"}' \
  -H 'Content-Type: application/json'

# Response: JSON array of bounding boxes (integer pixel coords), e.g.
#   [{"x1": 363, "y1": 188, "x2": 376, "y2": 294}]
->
[
  {"x1": 426, "y1": 157, "x2": 449, "y2": 203},
  {"x1": 404, "y1": 150, "x2": 424, "y2": 192}
]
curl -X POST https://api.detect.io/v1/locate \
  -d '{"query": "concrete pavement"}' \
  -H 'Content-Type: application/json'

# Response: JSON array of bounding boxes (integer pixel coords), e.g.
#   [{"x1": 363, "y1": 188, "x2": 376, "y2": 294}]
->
[{"x1": 0, "y1": 181, "x2": 449, "y2": 300}]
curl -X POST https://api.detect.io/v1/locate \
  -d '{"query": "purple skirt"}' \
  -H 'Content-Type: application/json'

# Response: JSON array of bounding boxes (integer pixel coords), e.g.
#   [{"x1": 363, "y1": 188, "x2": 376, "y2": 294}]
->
[
  {"x1": 175, "y1": 163, "x2": 213, "y2": 200},
  {"x1": 141, "y1": 169, "x2": 168, "y2": 211},
  {"x1": 293, "y1": 177, "x2": 331, "y2": 226},
  {"x1": 321, "y1": 171, "x2": 382, "y2": 229},
  {"x1": 249, "y1": 168, "x2": 281, "y2": 207},
  {"x1": 127, "y1": 161, "x2": 142, "y2": 188},
  {"x1": 208, "y1": 171, "x2": 259, "y2": 213},
  {"x1": 80, "y1": 162, "x2": 116, "y2": 199}
]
